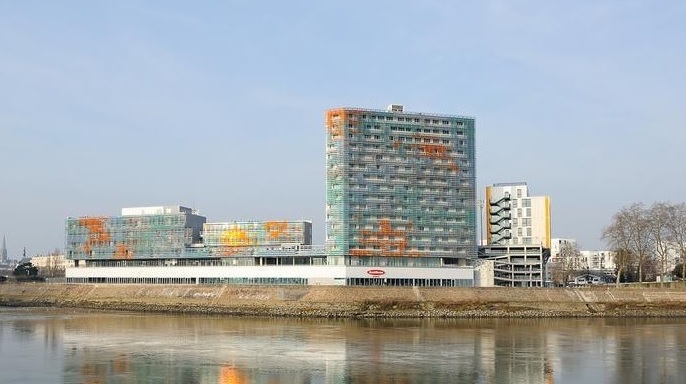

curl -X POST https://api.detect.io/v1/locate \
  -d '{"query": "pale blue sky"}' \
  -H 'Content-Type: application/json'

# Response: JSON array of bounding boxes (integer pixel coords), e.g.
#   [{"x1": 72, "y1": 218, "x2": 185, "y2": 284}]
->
[{"x1": 1, "y1": 0, "x2": 684, "y2": 257}]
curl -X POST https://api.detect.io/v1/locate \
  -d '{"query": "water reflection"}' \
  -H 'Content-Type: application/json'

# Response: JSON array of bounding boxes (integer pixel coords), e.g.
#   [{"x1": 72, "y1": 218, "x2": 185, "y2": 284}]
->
[{"x1": 1, "y1": 308, "x2": 686, "y2": 384}]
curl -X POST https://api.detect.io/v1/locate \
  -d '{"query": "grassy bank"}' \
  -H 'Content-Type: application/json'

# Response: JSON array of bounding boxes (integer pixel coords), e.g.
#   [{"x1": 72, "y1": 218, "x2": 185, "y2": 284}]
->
[{"x1": 2, "y1": 283, "x2": 686, "y2": 318}]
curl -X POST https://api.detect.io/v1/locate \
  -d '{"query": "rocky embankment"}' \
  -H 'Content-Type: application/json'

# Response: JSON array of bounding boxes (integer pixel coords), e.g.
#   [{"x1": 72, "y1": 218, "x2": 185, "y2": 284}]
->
[{"x1": 2, "y1": 283, "x2": 686, "y2": 318}]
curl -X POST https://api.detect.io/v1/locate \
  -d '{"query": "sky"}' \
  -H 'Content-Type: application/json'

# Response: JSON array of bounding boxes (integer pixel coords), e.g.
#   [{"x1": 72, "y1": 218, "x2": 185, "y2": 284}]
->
[{"x1": 1, "y1": 0, "x2": 685, "y2": 257}]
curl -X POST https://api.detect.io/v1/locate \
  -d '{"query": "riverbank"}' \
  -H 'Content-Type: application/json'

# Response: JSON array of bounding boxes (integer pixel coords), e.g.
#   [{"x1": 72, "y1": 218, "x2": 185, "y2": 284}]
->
[{"x1": 2, "y1": 283, "x2": 686, "y2": 318}]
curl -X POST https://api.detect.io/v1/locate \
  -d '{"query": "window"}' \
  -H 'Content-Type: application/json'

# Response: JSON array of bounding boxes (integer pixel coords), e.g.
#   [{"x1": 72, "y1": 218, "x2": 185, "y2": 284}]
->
[
  {"x1": 517, "y1": 189, "x2": 522, "y2": 198},
  {"x1": 527, "y1": 228, "x2": 532, "y2": 236},
  {"x1": 522, "y1": 199, "x2": 531, "y2": 207},
  {"x1": 526, "y1": 208, "x2": 531, "y2": 217}
]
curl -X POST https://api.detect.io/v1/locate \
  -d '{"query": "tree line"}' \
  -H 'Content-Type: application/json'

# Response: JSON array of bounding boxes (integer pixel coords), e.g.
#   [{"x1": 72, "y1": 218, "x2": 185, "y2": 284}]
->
[{"x1": 603, "y1": 202, "x2": 686, "y2": 284}]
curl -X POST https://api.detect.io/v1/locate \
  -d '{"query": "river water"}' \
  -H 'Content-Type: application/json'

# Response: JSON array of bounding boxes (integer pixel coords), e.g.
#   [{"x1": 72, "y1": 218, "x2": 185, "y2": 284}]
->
[{"x1": 1, "y1": 307, "x2": 685, "y2": 384}]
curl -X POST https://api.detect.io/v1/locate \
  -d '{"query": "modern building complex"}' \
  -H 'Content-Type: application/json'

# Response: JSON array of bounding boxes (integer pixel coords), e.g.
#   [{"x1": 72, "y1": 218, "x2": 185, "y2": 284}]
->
[
  {"x1": 63, "y1": 105, "x2": 477, "y2": 287},
  {"x1": 326, "y1": 105, "x2": 477, "y2": 266},
  {"x1": 480, "y1": 182, "x2": 552, "y2": 287},
  {"x1": 65, "y1": 206, "x2": 337, "y2": 285}
]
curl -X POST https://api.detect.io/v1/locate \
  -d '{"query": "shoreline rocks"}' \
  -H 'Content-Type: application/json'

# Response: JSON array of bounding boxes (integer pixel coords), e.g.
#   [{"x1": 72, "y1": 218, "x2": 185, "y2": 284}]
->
[{"x1": 2, "y1": 283, "x2": 686, "y2": 318}]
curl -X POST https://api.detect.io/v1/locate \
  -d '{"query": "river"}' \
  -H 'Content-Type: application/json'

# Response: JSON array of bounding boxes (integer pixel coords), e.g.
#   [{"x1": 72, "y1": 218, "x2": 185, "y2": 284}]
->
[{"x1": 1, "y1": 307, "x2": 685, "y2": 383}]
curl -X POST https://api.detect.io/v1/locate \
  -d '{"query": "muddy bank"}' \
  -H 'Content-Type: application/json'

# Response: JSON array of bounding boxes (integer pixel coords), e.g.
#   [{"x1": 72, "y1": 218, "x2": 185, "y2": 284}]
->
[{"x1": 2, "y1": 283, "x2": 686, "y2": 318}]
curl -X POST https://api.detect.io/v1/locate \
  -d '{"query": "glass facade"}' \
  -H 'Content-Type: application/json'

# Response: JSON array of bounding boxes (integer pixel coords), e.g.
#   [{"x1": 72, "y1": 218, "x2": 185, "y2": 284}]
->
[
  {"x1": 65, "y1": 208, "x2": 314, "y2": 261},
  {"x1": 326, "y1": 107, "x2": 477, "y2": 264},
  {"x1": 65, "y1": 208, "x2": 206, "y2": 260},
  {"x1": 203, "y1": 221, "x2": 312, "y2": 256}
]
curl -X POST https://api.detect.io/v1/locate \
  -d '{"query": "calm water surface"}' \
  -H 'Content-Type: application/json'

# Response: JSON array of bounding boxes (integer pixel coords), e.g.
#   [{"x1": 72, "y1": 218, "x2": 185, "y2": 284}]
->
[{"x1": 1, "y1": 307, "x2": 685, "y2": 383}]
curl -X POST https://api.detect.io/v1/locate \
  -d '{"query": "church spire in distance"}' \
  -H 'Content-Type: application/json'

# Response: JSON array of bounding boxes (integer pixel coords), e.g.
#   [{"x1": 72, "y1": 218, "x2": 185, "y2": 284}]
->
[{"x1": 1, "y1": 235, "x2": 7, "y2": 262}]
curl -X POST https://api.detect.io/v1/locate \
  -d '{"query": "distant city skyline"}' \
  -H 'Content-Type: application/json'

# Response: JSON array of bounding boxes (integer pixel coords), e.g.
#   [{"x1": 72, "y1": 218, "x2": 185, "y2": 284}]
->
[{"x1": 2, "y1": 1, "x2": 685, "y2": 256}]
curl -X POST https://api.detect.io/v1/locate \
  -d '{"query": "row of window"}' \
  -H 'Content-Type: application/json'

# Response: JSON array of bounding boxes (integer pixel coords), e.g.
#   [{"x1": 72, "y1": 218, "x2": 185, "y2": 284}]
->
[
  {"x1": 348, "y1": 152, "x2": 469, "y2": 162},
  {"x1": 510, "y1": 237, "x2": 534, "y2": 245},
  {"x1": 341, "y1": 194, "x2": 473, "y2": 203},
  {"x1": 66, "y1": 216, "x2": 189, "y2": 230},
  {"x1": 342, "y1": 166, "x2": 462, "y2": 177},
  {"x1": 65, "y1": 276, "x2": 474, "y2": 287},
  {"x1": 199, "y1": 278, "x2": 307, "y2": 285},
  {"x1": 80, "y1": 257, "x2": 330, "y2": 267},
  {"x1": 337, "y1": 157, "x2": 468, "y2": 168},
  {"x1": 511, "y1": 198, "x2": 531, "y2": 208},
  {"x1": 517, "y1": 227, "x2": 531, "y2": 237},
  {"x1": 328, "y1": 224, "x2": 469, "y2": 233},
  {"x1": 359, "y1": 114, "x2": 466, "y2": 126},
  {"x1": 389, "y1": 126, "x2": 462, "y2": 134},
  {"x1": 350, "y1": 242, "x2": 459, "y2": 251},
  {"x1": 68, "y1": 277, "x2": 198, "y2": 284},
  {"x1": 512, "y1": 218, "x2": 532, "y2": 227},
  {"x1": 336, "y1": 212, "x2": 470, "y2": 221},
  {"x1": 346, "y1": 278, "x2": 472, "y2": 287},
  {"x1": 65, "y1": 277, "x2": 308, "y2": 286},
  {"x1": 345, "y1": 185, "x2": 468, "y2": 194},
  {"x1": 348, "y1": 198, "x2": 453, "y2": 206},
  {"x1": 349, "y1": 137, "x2": 455, "y2": 145}
]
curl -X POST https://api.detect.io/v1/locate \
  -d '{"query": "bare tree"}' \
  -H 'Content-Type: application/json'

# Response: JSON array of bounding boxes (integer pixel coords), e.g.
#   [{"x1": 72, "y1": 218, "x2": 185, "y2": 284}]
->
[
  {"x1": 603, "y1": 206, "x2": 636, "y2": 285},
  {"x1": 648, "y1": 202, "x2": 673, "y2": 285},
  {"x1": 563, "y1": 241, "x2": 583, "y2": 272},
  {"x1": 38, "y1": 248, "x2": 65, "y2": 278},
  {"x1": 548, "y1": 262, "x2": 566, "y2": 287},
  {"x1": 550, "y1": 241, "x2": 581, "y2": 285},
  {"x1": 666, "y1": 202, "x2": 686, "y2": 281},
  {"x1": 614, "y1": 249, "x2": 634, "y2": 283},
  {"x1": 625, "y1": 203, "x2": 654, "y2": 282}
]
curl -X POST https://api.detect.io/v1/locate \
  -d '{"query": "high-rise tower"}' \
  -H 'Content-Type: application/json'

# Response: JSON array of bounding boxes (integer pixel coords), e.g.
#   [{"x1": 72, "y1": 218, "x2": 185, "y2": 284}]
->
[{"x1": 325, "y1": 105, "x2": 476, "y2": 267}]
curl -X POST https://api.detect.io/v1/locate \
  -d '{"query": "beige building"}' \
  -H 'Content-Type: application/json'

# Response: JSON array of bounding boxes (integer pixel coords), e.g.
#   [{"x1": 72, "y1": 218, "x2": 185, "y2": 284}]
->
[{"x1": 485, "y1": 182, "x2": 550, "y2": 248}]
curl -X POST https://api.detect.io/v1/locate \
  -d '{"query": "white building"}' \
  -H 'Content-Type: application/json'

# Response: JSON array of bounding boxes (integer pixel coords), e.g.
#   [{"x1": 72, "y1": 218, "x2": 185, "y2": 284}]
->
[
  {"x1": 550, "y1": 238, "x2": 577, "y2": 263},
  {"x1": 31, "y1": 253, "x2": 71, "y2": 276},
  {"x1": 579, "y1": 250, "x2": 616, "y2": 272}
]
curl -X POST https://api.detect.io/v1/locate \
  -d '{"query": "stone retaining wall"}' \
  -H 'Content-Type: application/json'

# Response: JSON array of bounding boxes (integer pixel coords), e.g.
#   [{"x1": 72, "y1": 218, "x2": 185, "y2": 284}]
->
[{"x1": 2, "y1": 283, "x2": 686, "y2": 318}]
